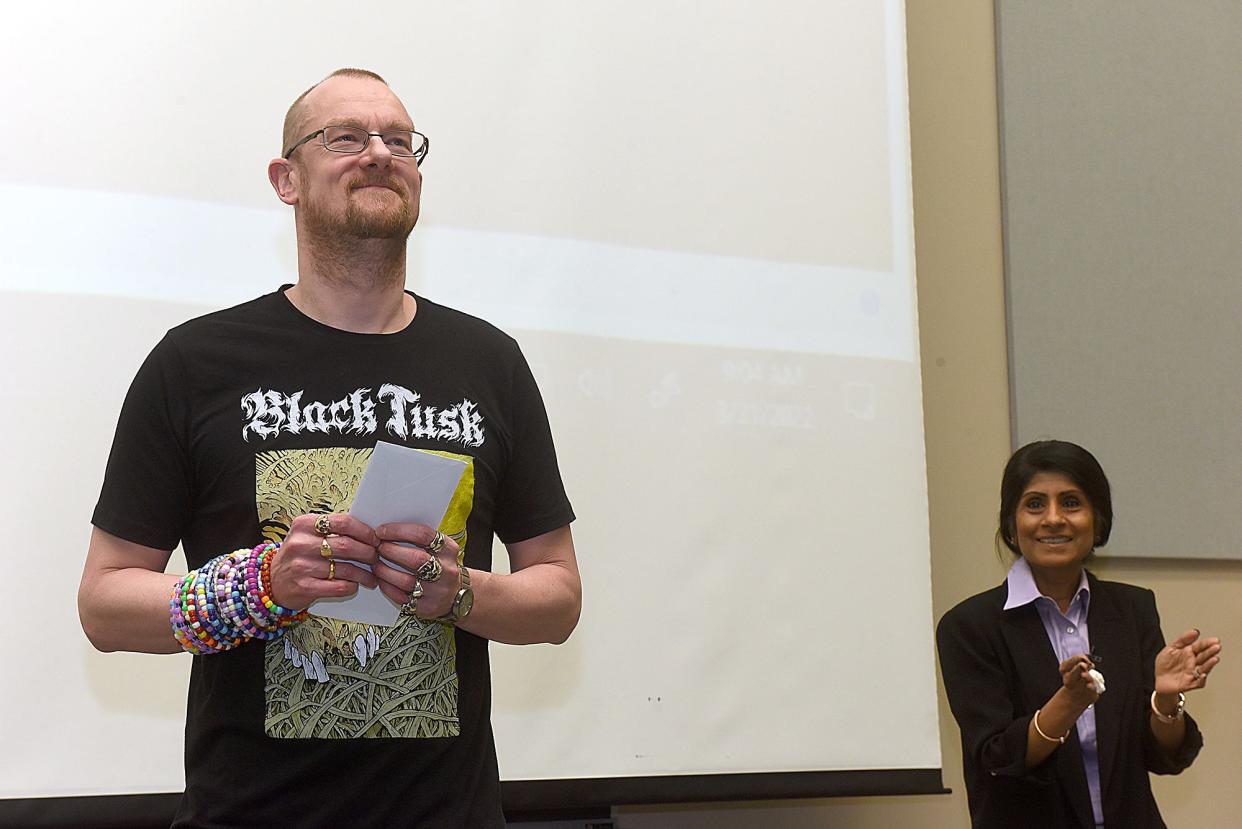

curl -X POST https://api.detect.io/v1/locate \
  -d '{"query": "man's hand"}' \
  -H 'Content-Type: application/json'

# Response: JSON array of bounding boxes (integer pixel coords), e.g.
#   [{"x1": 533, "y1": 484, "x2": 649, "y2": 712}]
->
[
  {"x1": 269, "y1": 513, "x2": 381, "y2": 610},
  {"x1": 374, "y1": 522, "x2": 461, "y2": 619}
]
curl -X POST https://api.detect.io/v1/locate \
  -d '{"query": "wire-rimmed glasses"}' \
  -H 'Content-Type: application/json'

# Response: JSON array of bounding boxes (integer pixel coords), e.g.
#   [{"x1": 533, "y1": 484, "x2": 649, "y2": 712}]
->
[{"x1": 283, "y1": 126, "x2": 429, "y2": 165}]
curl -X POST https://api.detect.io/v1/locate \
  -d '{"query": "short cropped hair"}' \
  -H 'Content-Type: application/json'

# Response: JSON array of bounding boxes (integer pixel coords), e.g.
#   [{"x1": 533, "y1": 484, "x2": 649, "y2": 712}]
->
[
  {"x1": 997, "y1": 440, "x2": 1113, "y2": 555},
  {"x1": 281, "y1": 68, "x2": 390, "y2": 157}
]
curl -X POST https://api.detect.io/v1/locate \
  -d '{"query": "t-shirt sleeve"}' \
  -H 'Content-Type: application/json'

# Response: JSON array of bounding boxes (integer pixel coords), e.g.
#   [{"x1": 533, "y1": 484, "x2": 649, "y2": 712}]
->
[
  {"x1": 91, "y1": 334, "x2": 193, "y2": 551},
  {"x1": 491, "y1": 347, "x2": 575, "y2": 544}
]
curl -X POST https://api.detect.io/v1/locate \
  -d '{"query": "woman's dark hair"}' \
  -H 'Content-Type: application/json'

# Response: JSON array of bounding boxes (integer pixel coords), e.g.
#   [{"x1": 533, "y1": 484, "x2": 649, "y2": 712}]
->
[{"x1": 997, "y1": 440, "x2": 1113, "y2": 555}]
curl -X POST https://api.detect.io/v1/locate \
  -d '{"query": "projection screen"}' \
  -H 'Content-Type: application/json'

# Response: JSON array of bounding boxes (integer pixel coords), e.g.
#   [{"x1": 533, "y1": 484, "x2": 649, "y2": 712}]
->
[{"x1": 0, "y1": 0, "x2": 942, "y2": 815}]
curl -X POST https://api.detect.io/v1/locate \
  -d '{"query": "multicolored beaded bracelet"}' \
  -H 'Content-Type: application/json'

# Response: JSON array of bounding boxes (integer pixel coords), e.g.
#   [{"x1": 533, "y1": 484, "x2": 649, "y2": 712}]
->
[
  {"x1": 257, "y1": 543, "x2": 304, "y2": 623},
  {"x1": 173, "y1": 552, "x2": 240, "y2": 655},
  {"x1": 218, "y1": 555, "x2": 263, "y2": 640},
  {"x1": 195, "y1": 554, "x2": 243, "y2": 650},
  {"x1": 169, "y1": 542, "x2": 307, "y2": 655},
  {"x1": 243, "y1": 542, "x2": 307, "y2": 635}
]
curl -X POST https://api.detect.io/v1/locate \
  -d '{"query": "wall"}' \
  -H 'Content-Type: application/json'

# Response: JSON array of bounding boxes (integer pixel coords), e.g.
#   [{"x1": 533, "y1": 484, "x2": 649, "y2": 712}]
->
[{"x1": 615, "y1": 0, "x2": 1242, "y2": 825}]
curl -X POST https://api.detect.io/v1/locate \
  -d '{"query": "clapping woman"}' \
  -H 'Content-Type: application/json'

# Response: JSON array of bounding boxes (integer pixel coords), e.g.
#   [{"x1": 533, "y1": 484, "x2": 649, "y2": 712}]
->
[{"x1": 937, "y1": 440, "x2": 1221, "y2": 828}]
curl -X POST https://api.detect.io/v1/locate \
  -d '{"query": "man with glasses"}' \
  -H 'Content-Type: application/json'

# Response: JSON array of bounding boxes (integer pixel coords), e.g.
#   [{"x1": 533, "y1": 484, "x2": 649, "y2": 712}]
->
[{"x1": 79, "y1": 68, "x2": 581, "y2": 828}]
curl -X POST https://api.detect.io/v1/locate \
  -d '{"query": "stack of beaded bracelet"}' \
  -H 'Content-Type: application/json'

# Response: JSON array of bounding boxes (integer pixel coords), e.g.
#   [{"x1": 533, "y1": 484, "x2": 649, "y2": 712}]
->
[{"x1": 170, "y1": 541, "x2": 308, "y2": 655}]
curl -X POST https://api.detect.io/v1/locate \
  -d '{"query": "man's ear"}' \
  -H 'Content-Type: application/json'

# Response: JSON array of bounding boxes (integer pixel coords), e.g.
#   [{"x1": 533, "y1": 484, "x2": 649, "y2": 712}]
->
[{"x1": 268, "y1": 158, "x2": 299, "y2": 205}]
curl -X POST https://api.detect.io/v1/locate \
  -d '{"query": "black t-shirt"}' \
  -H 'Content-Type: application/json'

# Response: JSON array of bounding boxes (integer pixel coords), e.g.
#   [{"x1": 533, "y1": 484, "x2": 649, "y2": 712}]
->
[{"x1": 93, "y1": 288, "x2": 574, "y2": 828}]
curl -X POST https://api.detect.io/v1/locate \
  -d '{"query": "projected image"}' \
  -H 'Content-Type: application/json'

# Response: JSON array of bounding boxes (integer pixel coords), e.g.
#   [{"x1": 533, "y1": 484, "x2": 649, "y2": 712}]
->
[{"x1": 1, "y1": 0, "x2": 938, "y2": 804}]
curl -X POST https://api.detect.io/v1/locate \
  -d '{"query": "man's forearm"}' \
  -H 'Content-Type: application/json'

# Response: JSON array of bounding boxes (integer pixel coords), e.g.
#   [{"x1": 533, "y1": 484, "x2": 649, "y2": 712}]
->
[
  {"x1": 79, "y1": 567, "x2": 183, "y2": 654},
  {"x1": 457, "y1": 563, "x2": 581, "y2": 645}
]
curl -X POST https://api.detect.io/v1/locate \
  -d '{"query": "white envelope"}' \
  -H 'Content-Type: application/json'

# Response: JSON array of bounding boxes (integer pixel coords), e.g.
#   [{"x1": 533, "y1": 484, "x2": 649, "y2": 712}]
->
[{"x1": 309, "y1": 441, "x2": 467, "y2": 626}]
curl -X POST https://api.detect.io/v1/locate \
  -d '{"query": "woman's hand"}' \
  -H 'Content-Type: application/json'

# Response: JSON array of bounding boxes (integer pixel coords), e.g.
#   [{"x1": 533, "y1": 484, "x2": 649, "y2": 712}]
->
[
  {"x1": 1025, "y1": 653, "x2": 1098, "y2": 768},
  {"x1": 1059, "y1": 654, "x2": 1101, "y2": 708},
  {"x1": 1155, "y1": 629, "x2": 1222, "y2": 696}
]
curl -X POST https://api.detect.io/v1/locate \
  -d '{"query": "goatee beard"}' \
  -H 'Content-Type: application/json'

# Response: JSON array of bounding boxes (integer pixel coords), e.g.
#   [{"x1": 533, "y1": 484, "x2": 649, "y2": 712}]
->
[
  {"x1": 342, "y1": 197, "x2": 417, "y2": 239},
  {"x1": 304, "y1": 182, "x2": 418, "y2": 241}
]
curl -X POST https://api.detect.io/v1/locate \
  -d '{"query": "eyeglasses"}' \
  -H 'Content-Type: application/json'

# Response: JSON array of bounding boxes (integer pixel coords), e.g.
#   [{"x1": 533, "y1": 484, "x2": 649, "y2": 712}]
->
[{"x1": 283, "y1": 126, "x2": 430, "y2": 164}]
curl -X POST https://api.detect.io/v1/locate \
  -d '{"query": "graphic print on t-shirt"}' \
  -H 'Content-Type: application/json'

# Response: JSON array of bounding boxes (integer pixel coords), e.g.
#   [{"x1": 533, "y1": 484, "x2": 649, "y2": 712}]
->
[
  {"x1": 240, "y1": 383, "x2": 485, "y2": 447},
  {"x1": 252, "y1": 446, "x2": 476, "y2": 739}
]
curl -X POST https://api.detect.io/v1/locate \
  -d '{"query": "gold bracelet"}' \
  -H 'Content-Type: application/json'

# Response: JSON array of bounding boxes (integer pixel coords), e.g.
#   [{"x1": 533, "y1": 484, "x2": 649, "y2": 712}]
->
[
  {"x1": 1150, "y1": 691, "x2": 1185, "y2": 723},
  {"x1": 1033, "y1": 708, "x2": 1066, "y2": 744}
]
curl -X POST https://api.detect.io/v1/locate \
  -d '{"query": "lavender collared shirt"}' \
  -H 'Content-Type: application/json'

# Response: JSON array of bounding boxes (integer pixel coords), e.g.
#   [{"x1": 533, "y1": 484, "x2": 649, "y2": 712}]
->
[{"x1": 1005, "y1": 557, "x2": 1104, "y2": 828}]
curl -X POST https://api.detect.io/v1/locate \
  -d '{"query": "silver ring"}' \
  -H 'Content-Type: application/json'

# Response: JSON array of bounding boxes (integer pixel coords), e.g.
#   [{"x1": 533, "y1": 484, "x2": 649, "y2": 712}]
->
[
  {"x1": 427, "y1": 530, "x2": 445, "y2": 554},
  {"x1": 1193, "y1": 666, "x2": 1203, "y2": 680},
  {"x1": 399, "y1": 581, "x2": 423, "y2": 618},
  {"x1": 416, "y1": 555, "x2": 443, "y2": 582}
]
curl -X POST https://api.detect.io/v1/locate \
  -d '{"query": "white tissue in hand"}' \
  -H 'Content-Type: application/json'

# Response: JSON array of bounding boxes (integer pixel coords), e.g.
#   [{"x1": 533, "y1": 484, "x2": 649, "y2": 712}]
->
[{"x1": 1087, "y1": 668, "x2": 1106, "y2": 694}]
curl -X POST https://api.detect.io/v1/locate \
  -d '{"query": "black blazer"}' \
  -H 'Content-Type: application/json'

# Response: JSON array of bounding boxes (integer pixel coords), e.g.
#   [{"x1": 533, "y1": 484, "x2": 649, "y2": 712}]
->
[{"x1": 936, "y1": 571, "x2": 1202, "y2": 829}]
